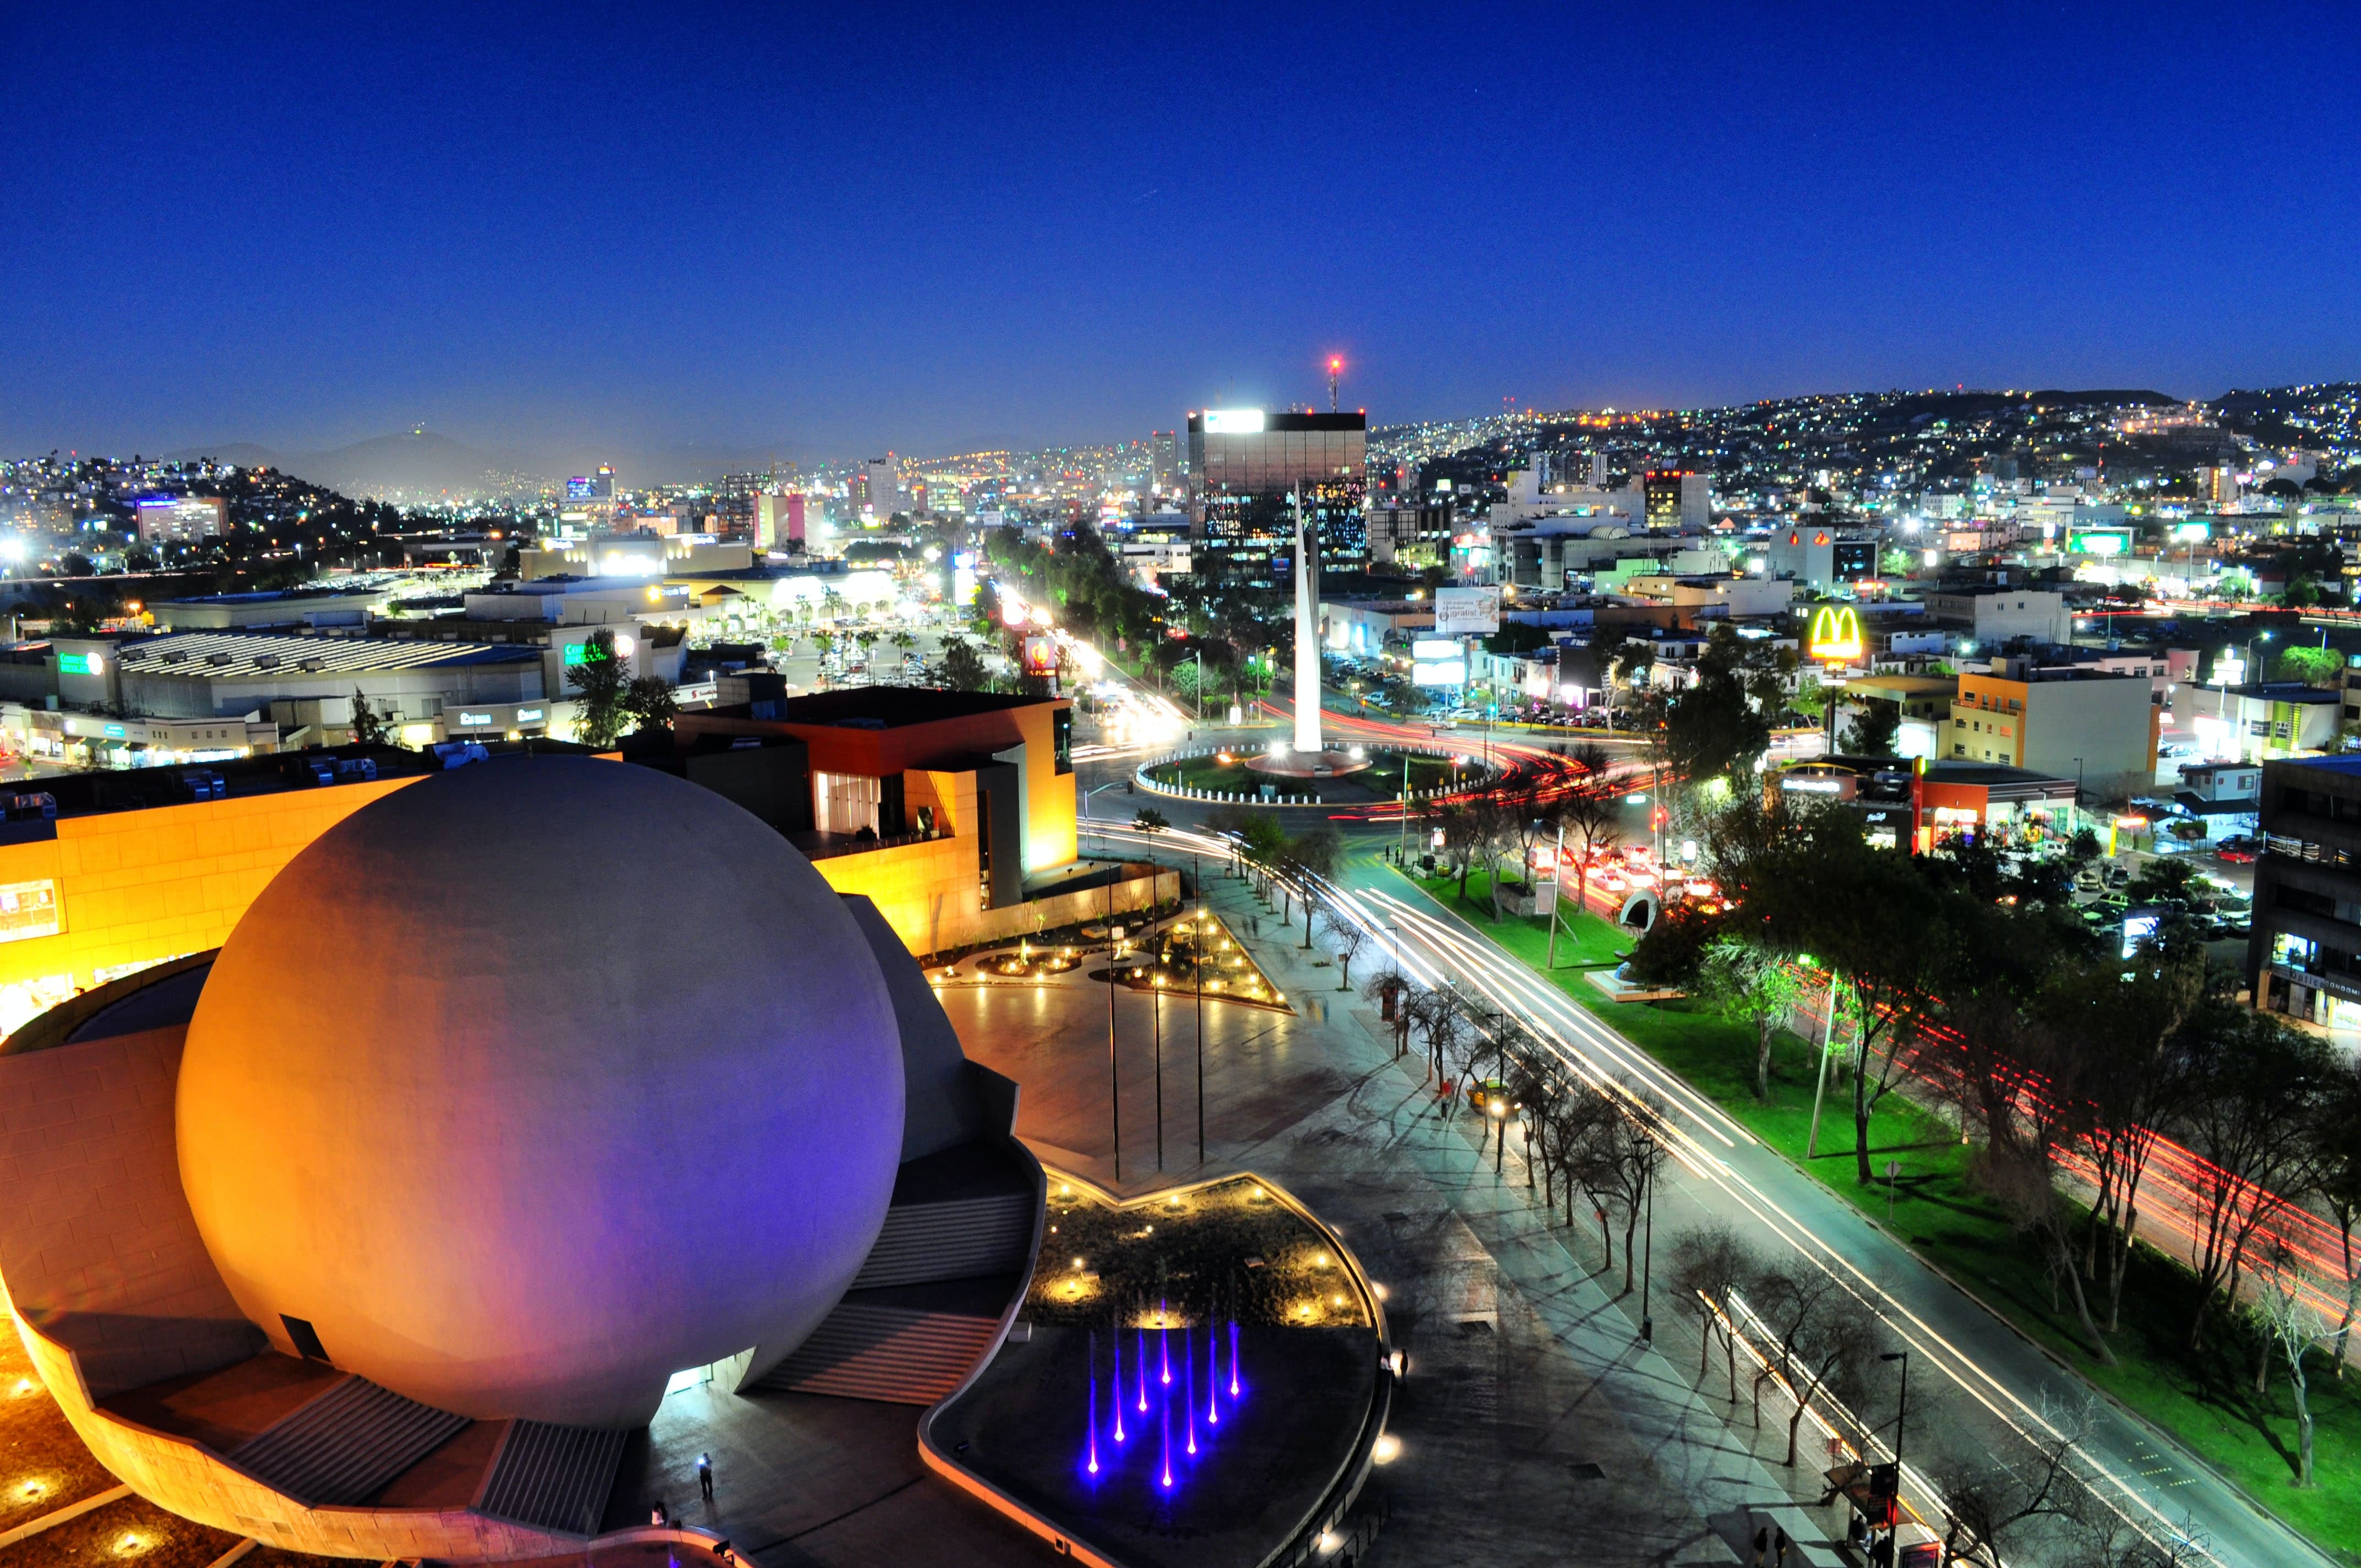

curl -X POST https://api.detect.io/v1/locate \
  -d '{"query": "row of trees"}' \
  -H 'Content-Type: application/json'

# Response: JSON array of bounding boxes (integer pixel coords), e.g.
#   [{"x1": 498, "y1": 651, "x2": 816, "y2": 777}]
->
[{"x1": 1646, "y1": 796, "x2": 2361, "y2": 1487}]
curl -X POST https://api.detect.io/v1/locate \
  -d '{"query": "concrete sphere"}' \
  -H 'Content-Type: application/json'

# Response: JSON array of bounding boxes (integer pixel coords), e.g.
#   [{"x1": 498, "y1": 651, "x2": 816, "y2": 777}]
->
[{"x1": 177, "y1": 757, "x2": 906, "y2": 1428}]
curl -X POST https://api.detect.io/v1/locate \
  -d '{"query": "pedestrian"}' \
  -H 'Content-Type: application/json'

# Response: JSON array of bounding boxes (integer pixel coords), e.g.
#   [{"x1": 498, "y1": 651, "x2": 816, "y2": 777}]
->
[
  {"x1": 1750, "y1": 1523, "x2": 1767, "y2": 1566},
  {"x1": 698, "y1": 1452, "x2": 714, "y2": 1503},
  {"x1": 1774, "y1": 1526, "x2": 1790, "y2": 1566},
  {"x1": 650, "y1": 1500, "x2": 668, "y2": 1527}
]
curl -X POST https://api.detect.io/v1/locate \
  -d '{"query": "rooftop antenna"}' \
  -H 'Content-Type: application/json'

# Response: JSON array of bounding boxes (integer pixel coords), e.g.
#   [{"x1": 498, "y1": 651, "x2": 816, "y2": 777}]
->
[{"x1": 1328, "y1": 356, "x2": 1342, "y2": 414}]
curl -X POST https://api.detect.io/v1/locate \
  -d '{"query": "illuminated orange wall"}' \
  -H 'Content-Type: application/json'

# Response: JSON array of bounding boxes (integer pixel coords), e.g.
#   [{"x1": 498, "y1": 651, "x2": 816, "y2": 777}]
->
[{"x1": 0, "y1": 778, "x2": 421, "y2": 1033}]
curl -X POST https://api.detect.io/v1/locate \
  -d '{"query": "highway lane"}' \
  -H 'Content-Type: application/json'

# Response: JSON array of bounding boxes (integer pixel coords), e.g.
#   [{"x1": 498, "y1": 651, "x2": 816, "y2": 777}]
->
[{"x1": 1076, "y1": 794, "x2": 2331, "y2": 1568}]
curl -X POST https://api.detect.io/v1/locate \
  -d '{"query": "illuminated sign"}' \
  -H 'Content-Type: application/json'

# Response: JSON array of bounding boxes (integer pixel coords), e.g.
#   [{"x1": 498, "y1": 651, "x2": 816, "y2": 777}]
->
[
  {"x1": 1203, "y1": 409, "x2": 1266, "y2": 434},
  {"x1": 565, "y1": 476, "x2": 596, "y2": 499},
  {"x1": 2067, "y1": 529, "x2": 2131, "y2": 557},
  {"x1": 1806, "y1": 605, "x2": 1864, "y2": 663},
  {"x1": 562, "y1": 642, "x2": 611, "y2": 667},
  {"x1": 1412, "y1": 658, "x2": 1465, "y2": 687},
  {"x1": 102, "y1": 724, "x2": 125, "y2": 738},
  {"x1": 516, "y1": 707, "x2": 545, "y2": 723},
  {"x1": 57, "y1": 652, "x2": 101, "y2": 676},
  {"x1": 1021, "y1": 634, "x2": 1061, "y2": 677},
  {"x1": 2171, "y1": 522, "x2": 2210, "y2": 542},
  {"x1": 2121, "y1": 911, "x2": 2161, "y2": 959},
  {"x1": 457, "y1": 711, "x2": 495, "y2": 727},
  {"x1": 1410, "y1": 639, "x2": 1460, "y2": 660}
]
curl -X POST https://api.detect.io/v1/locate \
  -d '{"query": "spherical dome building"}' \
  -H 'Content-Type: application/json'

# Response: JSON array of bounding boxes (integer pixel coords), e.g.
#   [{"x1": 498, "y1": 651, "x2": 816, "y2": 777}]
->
[{"x1": 176, "y1": 757, "x2": 908, "y2": 1429}]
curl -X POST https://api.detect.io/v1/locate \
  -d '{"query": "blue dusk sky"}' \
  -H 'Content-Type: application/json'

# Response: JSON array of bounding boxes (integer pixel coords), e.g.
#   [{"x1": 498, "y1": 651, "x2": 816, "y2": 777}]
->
[{"x1": 3, "y1": 1, "x2": 2356, "y2": 462}]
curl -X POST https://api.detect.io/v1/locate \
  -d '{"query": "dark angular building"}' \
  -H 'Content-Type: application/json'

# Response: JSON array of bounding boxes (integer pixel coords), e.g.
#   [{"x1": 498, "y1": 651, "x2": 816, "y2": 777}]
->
[{"x1": 2248, "y1": 754, "x2": 2361, "y2": 1032}]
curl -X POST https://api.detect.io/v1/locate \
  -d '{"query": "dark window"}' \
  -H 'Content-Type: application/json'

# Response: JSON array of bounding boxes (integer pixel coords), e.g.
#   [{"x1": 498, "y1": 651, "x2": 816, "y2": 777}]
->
[
  {"x1": 1053, "y1": 709, "x2": 1074, "y2": 775},
  {"x1": 281, "y1": 1314, "x2": 331, "y2": 1363}
]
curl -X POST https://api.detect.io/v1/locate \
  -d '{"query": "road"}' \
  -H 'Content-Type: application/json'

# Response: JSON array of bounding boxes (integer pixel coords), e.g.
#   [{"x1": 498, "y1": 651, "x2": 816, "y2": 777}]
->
[{"x1": 1073, "y1": 705, "x2": 2331, "y2": 1568}]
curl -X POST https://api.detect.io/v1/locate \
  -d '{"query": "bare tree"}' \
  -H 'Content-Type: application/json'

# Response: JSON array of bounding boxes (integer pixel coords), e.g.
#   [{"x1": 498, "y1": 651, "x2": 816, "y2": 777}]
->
[
  {"x1": 1744, "y1": 1258, "x2": 1884, "y2": 1467},
  {"x1": 2037, "y1": 949, "x2": 2203, "y2": 1335},
  {"x1": 2175, "y1": 1010, "x2": 2335, "y2": 1349},
  {"x1": 2253, "y1": 1247, "x2": 2338, "y2": 1488},
  {"x1": 1559, "y1": 746, "x2": 1622, "y2": 926},
  {"x1": 1324, "y1": 911, "x2": 1367, "y2": 989},
  {"x1": 1929, "y1": 1393, "x2": 2107, "y2": 1568},
  {"x1": 2313, "y1": 1054, "x2": 2361, "y2": 1373},
  {"x1": 1670, "y1": 1222, "x2": 1754, "y2": 1404}
]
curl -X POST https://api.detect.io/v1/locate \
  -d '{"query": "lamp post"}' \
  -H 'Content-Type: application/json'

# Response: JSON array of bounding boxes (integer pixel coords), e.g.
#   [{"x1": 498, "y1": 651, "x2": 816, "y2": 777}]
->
[
  {"x1": 1106, "y1": 884, "x2": 1120, "y2": 1181},
  {"x1": 1640, "y1": 1157, "x2": 1656, "y2": 1343},
  {"x1": 1881, "y1": 1349, "x2": 1910, "y2": 1472},
  {"x1": 1194, "y1": 908, "x2": 1206, "y2": 1167},
  {"x1": 1153, "y1": 973, "x2": 1165, "y2": 1173}
]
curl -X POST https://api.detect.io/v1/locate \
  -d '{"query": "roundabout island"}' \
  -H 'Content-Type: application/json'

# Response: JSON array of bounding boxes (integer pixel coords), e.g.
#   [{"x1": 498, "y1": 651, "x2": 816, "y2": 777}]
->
[{"x1": 1139, "y1": 744, "x2": 1490, "y2": 808}]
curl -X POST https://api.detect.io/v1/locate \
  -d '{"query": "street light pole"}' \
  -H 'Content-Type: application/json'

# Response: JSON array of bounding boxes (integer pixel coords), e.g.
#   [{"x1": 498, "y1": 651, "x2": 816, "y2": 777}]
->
[
  {"x1": 1881, "y1": 1349, "x2": 1910, "y2": 1471},
  {"x1": 1640, "y1": 1158, "x2": 1656, "y2": 1343},
  {"x1": 1195, "y1": 906, "x2": 1206, "y2": 1167},
  {"x1": 1106, "y1": 883, "x2": 1120, "y2": 1182}
]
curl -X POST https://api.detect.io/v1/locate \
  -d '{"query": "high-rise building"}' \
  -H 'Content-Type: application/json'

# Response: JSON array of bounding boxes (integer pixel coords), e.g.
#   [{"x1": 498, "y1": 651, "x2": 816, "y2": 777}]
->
[
  {"x1": 1184, "y1": 409, "x2": 1366, "y2": 578},
  {"x1": 863, "y1": 455, "x2": 899, "y2": 520},
  {"x1": 2198, "y1": 465, "x2": 2241, "y2": 508},
  {"x1": 1150, "y1": 431, "x2": 1179, "y2": 492}
]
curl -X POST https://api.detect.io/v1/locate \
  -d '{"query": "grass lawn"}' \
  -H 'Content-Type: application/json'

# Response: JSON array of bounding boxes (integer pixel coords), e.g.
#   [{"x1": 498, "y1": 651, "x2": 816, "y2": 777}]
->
[{"x1": 1406, "y1": 868, "x2": 2361, "y2": 1560}]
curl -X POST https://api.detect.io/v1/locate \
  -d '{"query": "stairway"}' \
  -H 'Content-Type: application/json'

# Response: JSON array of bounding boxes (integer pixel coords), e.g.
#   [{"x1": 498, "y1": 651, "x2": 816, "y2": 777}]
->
[
  {"x1": 475, "y1": 1420, "x2": 629, "y2": 1536},
  {"x1": 226, "y1": 1376, "x2": 471, "y2": 1507},
  {"x1": 755, "y1": 1292, "x2": 1006, "y2": 1406},
  {"x1": 758, "y1": 1139, "x2": 1039, "y2": 1406},
  {"x1": 850, "y1": 1191, "x2": 1035, "y2": 1288}
]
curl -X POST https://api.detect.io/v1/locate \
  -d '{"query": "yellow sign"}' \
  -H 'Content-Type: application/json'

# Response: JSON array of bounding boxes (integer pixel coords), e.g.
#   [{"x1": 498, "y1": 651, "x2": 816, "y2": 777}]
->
[{"x1": 1807, "y1": 604, "x2": 1864, "y2": 663}]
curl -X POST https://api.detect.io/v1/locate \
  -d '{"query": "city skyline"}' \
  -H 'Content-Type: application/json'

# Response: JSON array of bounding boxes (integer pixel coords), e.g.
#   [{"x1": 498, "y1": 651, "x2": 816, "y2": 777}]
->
[{"x1": 6, "y1": 2, "x2": 2358, "y2": 460}]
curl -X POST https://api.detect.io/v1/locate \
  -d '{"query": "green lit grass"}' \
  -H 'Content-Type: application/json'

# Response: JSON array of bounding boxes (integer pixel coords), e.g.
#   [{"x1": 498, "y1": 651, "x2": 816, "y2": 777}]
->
[{"x1": 1405, "y1": 868, "x2": 2361, "y2": 1560}]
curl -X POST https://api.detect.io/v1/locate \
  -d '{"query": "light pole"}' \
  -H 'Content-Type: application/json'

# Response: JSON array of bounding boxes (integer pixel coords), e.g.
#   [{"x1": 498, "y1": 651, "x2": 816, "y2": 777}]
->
[
  {"x1": 1194, "y1": 908, "x2": 1206, "y2": 1167},
  {"x1": 1106, "y1": 884, "x2": 1121, "y2": 1181},
  {"x1": 1640, "y1": 1157, "x2": 1656, "y2": 1343},
  {"x1": 1084, "y1": 780, "x2": 1123, "y2": 821},
  {"x1": 1881, "y1": 1349, "x2": 1910, "y2": 1472},
  {"x1": 1152, "y1": 973, "x2": 1165, "y2": 1173}
]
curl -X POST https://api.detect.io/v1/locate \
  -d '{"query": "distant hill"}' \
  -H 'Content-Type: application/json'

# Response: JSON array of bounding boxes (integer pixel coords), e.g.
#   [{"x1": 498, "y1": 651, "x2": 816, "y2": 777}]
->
[{"x1": 161, "y1": 430, "x2": 546, "y2": 501}]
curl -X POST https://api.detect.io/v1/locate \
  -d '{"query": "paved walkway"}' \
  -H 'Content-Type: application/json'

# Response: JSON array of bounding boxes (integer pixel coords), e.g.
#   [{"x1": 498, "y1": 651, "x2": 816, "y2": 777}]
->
[{"x1": 953, "y1": 863, "x2": 1871, "y2": 1566}]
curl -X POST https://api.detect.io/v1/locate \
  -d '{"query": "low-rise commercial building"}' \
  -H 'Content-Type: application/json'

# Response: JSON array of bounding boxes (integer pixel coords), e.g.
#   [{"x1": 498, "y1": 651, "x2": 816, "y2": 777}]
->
[
  {"x1": 1919, "y1": 586, "x2": 2072, "y2": 647},
  {"x1": 1945, "y1": 657, "x2": 2158, "y2": 802},
  {"x1": 2181, "y1": 681, "x2": 2341, "y2": 765}
]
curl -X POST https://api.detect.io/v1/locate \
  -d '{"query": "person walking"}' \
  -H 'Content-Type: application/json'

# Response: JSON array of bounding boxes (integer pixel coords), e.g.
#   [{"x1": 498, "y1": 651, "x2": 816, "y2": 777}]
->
[
  {"x1": 698, "y1": 1452, "x2": 714, "y2": 1504},
  {"x1": 1750, "y1": 1523, "x2": 1768, "y2": 1566},
  {"x1": 1774, "y1": 1525, "x2": 1791, "y2": 1566}
]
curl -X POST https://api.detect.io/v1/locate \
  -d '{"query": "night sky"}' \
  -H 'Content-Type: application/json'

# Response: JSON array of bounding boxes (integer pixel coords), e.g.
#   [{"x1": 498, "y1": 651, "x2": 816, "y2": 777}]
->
[{"x1": 4, "y1": 1, "x2": 2357, "y2": 462}]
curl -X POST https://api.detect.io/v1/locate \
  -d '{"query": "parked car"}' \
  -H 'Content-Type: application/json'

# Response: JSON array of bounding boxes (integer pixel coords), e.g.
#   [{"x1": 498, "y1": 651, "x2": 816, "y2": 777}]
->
[{"x1": 2217, "y1": 846, "x2": 2256, "y2": 864}]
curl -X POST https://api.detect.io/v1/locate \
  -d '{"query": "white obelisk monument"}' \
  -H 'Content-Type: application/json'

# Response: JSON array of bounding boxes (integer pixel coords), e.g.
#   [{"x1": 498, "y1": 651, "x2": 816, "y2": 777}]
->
[{"x1": 1293, "y1": 491, "x2": 1321, "y2": 755}]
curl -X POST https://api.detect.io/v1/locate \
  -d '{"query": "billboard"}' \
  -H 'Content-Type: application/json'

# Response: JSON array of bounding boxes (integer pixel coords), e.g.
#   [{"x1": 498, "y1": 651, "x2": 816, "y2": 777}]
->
[
  {"x1": 2068, "y1": 529, "x2": 2132, "y2": 557},
  {"x1": 1021, "y1": 634, "x2": 1062, "y2": 677},
  {"x1": 1433, "y1": 585, "x2": 1502, "y2": 637},
  {"x1": 565, "y1": 476, "x2": 596, "y2": 499},
  {"x1": 1412, "y1": 657, "x2": 1465, "y2": 687}
]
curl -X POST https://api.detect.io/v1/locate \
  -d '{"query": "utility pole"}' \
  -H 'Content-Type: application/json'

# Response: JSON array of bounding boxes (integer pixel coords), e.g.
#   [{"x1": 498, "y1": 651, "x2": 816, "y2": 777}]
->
[
  {"x1": 1640, "y1": 1154, "x2": 1656, "y2": 1343},
  {"x1": 1882, "y1": 1350, "x2": 1910, "y2": 1472},
  {"x1": 1153, "y1": 972, "x2": 1164, "y2": 1172}
]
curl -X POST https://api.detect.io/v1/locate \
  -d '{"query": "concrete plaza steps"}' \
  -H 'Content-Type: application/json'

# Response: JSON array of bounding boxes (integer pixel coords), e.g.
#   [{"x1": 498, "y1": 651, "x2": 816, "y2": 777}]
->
[
  {"x1": 849, "y1": 1192, "x2": 1035, "y2": 1289},
  {"x1": 475, "y1": 1420, "x2": 629, "y2": 1537},
  {"x1": 226, "y1": 1376, "x2": 471, "y2": 1507},
  {"x1": 757, "y1": 1275, "x2": 1018, "y2": 1406}
]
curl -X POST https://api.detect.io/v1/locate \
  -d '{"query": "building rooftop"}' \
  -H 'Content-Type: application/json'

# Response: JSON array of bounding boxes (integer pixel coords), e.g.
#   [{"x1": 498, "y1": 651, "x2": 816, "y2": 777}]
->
[
  {"x1": 774, "y1": 688, "x2": 1062, "y2": 728},
  {"x1": 155, "y1": 587, "x2": 382, "y2": 607},
  {"x1": 115, "y1": 630, "x2": 542, "y2": 678},
  {"x1": 2277, "y1": 754, "x2": 2361, "y2": 777}
]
